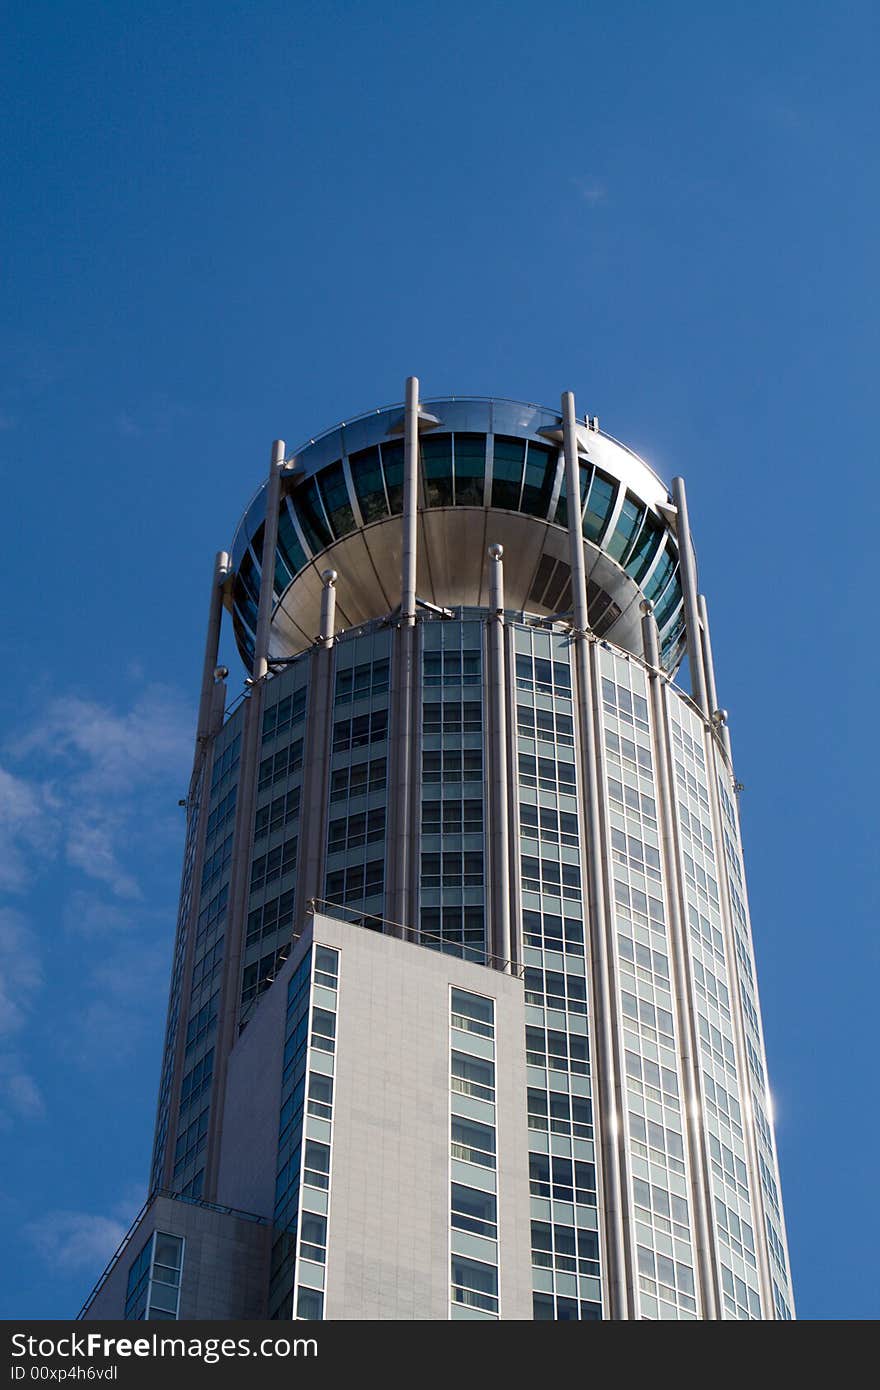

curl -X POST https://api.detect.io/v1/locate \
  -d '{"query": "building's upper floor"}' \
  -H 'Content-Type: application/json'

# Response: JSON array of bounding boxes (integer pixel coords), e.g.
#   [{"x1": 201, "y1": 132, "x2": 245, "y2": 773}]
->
[{"x1": 229, "y1": 396, "x2": 687, "y2": 675}]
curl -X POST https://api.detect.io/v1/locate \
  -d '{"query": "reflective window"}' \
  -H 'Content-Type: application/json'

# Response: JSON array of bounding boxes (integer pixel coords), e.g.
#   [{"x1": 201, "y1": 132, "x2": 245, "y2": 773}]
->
[
  {"x1": 553, "y1": 464, "x2": 589, "y2": 529},
  {"x1": 643, "y1": 543, "x2": 675, "y2": 600},
  {"x1": 625, "y1": 513, "x2": 663, "y2": 582},
  {"x1": 450, "y1": 988, "x2": 494, "y2": 1038},
  {"x1": 454, "y1": 434, "x2": 485, "y2": 505},
  {"x1": 349, "y1": 446, "x2": 388, "y2": 522},
  {"x1": 238, "y1": 550, "x2": 261, "y2": 609},
  {"x1": 451, "y1": 1183, "x2": 497, "y2": 1239},
  {"x1": 582, "y1": 471, "x2": 616, "y2": 541},
  {"x1": 606, "y1": 491, "x2": 642, "y2": 560},
  {"x1": 293, "y1": 477, "x2": 332, "y2": 553},
  {"x1": 278, "y1": 503, "x2": 308, "y2": 573},
  {"x1": 422, "y1": 434, "x2": 453, "y2": 506},
  {"x1": 450, "y1": 1050, "x2": 495, "y2": 1102},
  {"x1": 520, "y1": 443, "x2": 557, "y2": 517},
  {"x1": 317, "y1": 462, "x2": 356, "y2": 537},
  {"x1": 451, "y1": 1114, "x2": 496, "y2": 1167},
  {"x1": 381, "y1": 441, "x2": 405, "y2": 514},
  {"x1": 451, "y1": 1254, "x2": 498, "y2": 1314},
  {"x1": 652, "y1": 570, "x2": 681, "y2": 630},
  {"x1": 491, "y1": 436, "x2": 526, "y2": 509}
]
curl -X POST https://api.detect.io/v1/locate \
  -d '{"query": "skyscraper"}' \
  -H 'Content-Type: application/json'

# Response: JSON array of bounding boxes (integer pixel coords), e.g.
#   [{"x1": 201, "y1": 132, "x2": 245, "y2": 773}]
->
[{"x1": 79, "y1": 383, "x2": 795, "y2": 1321}]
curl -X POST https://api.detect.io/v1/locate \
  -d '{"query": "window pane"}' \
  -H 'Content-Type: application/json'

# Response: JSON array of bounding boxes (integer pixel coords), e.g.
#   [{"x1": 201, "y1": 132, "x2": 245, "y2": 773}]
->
[
  {"x1": 381, "y1": 441, "x2": 405, "y2": 514},
  {"x1": 453, "y1": 434, "x2": 485, "y2": 506},
  {"x1": 491, "y1": 437, "x2": 525, "y2": 509},
  {"x1": 293, "y1": 478, "x2": 332, "y2": 552},
  {"x1": 422, "y1": 435, "x2": 453, "y2": 506},
  {"x1": 583, "y1": 472, "x2": 616, "y2": 541},
  {"x1": 520, "y1": 443, "x2": 557, "y2": 517},
  {"x1": 606, "y1": 491, "x2": 642, "y2": 560},
  {"x1": 317, "y1": 462, "x2": 356, "y2": 538},
  {"x1": 349, "y1": 446, "x2": 389, "y2": 522},
  {"x1": 625, "y1": 512, "x2": 662, "y2": 581},
  {"x1": 450, "y1": 988, "x2": 494, "y2": 1037}
]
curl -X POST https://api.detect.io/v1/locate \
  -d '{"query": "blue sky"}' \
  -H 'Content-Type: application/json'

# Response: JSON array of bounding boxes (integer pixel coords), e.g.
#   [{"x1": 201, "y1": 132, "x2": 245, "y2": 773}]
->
[{"x1": 1, "y1": 0, "x2": 877, "y2": 1320}]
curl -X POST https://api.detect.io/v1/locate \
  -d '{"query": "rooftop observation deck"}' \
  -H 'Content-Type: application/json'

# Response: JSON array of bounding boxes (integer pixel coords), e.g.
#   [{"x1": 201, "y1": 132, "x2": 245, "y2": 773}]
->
[{"x1": 229, "y1": 396, "x2": 687, "y2": 675}]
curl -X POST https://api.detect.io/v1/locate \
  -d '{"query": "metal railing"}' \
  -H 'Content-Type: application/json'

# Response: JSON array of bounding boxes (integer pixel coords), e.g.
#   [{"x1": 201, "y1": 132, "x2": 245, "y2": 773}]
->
[{"x1": 237, "y1": 899, "x2": 527, "y2": 1030}]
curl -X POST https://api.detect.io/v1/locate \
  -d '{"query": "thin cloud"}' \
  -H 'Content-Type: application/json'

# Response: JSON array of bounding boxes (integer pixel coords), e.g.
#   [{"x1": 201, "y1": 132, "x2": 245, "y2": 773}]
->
[
  {"x1": 8, "y1": 684, "x2": 192, "y2": 900},
  {"x1": 0, "y1": 909, "x2": 43, "y2": 1035},
  {"x1": 72, "y1": 940, "x2": 169, "y2": 1068},
  {"x1": 0, "y1": 1055, "x2": 44, "y2": 1124},
  {"x1": 62, "y1": 892, "x2": 140, "y2": 939},
  {"x1": 0, "y1": 766, "x2": 57, "y2": 893},
  {"x1": 26, "y1": 1210, "x2": 127, "y2": 1274}
]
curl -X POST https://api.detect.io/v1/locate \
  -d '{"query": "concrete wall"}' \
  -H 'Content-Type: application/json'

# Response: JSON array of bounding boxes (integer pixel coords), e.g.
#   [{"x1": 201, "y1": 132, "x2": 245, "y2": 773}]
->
[
  {"x1": 312, "y1": 913, "x2": 534, "y2": 1320},
  {"x1": 83, "y1": 1195, "x2": 271, "y2": 1321}
]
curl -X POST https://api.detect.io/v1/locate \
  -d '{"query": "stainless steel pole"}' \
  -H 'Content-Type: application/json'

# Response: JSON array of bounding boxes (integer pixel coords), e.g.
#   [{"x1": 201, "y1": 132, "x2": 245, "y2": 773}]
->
[
  {"x1": 319, "y1": 569, "x2": 338, "y2": 648},
  {"x1": 698, "y1": 593, "x2": 732, "y2": 762},
  {"x1": 196, "y1": 551, "x2": 230, "y2": 746},
  {"x1": 671, "y1": 476, "x2": 709, "y2": 716},
  {"x1": 401, "y1": 377, "x2": 419, "y2": 624},
  {"x1": 253, "y1": 440, "x2": 285, "y2": 682},
  {"x1": 486, "y1": 545, "x2": 512, "y2": 972}
]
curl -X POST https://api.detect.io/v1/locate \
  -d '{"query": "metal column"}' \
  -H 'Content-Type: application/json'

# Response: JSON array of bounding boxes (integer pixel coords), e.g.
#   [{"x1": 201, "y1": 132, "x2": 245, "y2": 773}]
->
[
  {"x1": 389, "y1": 377, "x2": 420, "y2": 936},
  {"x1": 318, "y1": 568, "x2": 338, "y2": 648},
  {"x1": 698, "y1": 593, "x2": 732, "y2": 762},
  {"x1": 671, "y1": 476, "x2": 709, "y2": 717},
  {"x1": 486, "y1": 544, "x2": 512, "y2": 971},
  {"x1": 562, "y1": 389, "x2": 632, "y2": 1320},
  {"x1": 401, "y1": 377, "x2": 419, "y2": 626},
  {"x1": 253, "y1": 440, "x2": 285, "y2": 682},
  {"x1": 196, "y1": 551, "x2": 230, "y2": 746},
  {"x1": 293, "y1": 572, "x2": 337, "y2": 929}
]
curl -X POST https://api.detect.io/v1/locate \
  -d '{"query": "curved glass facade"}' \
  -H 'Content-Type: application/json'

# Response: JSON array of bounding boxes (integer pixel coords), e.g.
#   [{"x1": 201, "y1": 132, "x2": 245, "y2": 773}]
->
[{"x1": 229, "y1": 398, "x2": 686, "y2": 675}]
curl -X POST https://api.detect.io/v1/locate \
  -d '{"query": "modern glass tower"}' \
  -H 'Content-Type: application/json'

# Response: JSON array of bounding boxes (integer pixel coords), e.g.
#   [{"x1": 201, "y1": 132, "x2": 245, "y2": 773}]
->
[{"x1": 79, "y1": 382, "x2": 795, "y2": 1321}]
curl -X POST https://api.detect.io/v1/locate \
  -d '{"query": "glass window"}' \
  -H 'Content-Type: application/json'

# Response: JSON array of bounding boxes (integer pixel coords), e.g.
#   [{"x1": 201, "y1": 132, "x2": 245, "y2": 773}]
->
[
  {"x1": 450, "y1": 1254, "x2": 498, "y2": 1313},
  {"x1": 124, "y1": 1236, "x2": 153, "y2": 1319},
  {"x1": 296, "y1": 1287, "x2": 324, "y2": 1320},
  {"x1": 307, "y1": 1071, "x2": 333, "y2": 1120},
  {"x1": 349, "y1": 446, "x2": 389, "y2": 523},
  {"x1": 314, "y1": 946, "x2": 338, "y2": 988},
  {"x1": 422, "y1": 434, "x2": 453, "y2": 506},
  {"x1": 299, "y1": 1212, "x2": 327, "y2": 1263},
  {"x1": 277, "y1": 502, "x2": 308, "y2": 573},
  {"x1": 317, "y1": 462, "x2": 356, "y2": 538},
  {"x1": 381, "y1": 441, "x2": 405, "y2": 514},
  {"x1": 644, "y1": 546, "x2": 676, "y2": 605},
  {"x1": 491, "y1": 436, "x2": 525, "y2": 509},
  {"x1": 451, "y1": 1183, "x2": 497, "y2": 1239},
  {"x1": 520, "y1": 443, "x2": 557, "y2": 517},
  {"x1": 451, "y1": 1114, "x2": 496, "y2": 1167},
  {"x1": 293, "y1": 478, "x2": 332, "y2": 553},
  {"x1": 553, "y1": 463, "x2": 589, "y2": 529},
  {"x1": 606, "y1": 490, "x2": 642, "y2": 561},
  {"x1": 303, "y1": 1140, "x2": 331, "y2": 1189},
  {"x1": 450, "y1": 1050, "x2": 495, "y2": 1102},
  {"x1": 450, "y1": 988, "x2": 494, "y2": 1038},
  {"x1": 453, "y1": 434, "x2": 485, "y2": 506},
  {"x1": 583, "y1": 471, "x2": 616, "y2": 541},
  {"x1": 625, "y1": 512, "x2": 662, "y2": 581}
]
